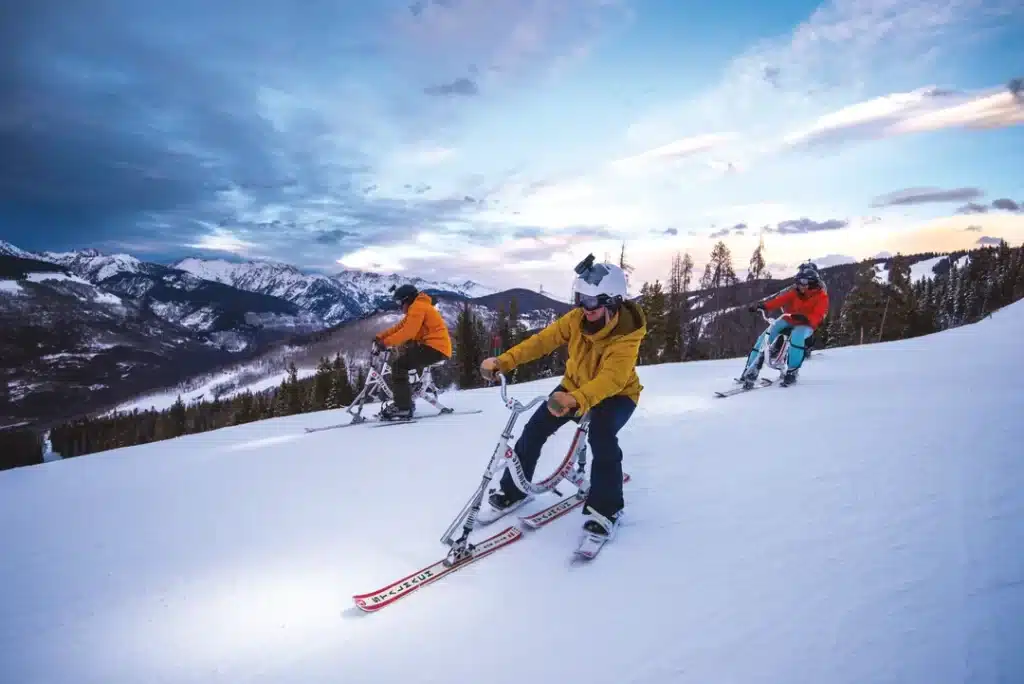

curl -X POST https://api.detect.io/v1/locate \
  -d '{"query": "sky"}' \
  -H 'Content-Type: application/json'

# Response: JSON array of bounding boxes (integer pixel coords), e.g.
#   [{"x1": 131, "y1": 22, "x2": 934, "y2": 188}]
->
[{"x1": 1, "y1": 0, "x2": 1023, "y2": 294}]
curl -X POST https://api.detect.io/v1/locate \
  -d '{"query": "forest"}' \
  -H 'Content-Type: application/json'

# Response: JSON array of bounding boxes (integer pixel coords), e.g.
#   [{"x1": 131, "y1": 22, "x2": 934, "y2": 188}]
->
[{"x1": 3, "y1": 237, "x2": 1022, "y2": 470}]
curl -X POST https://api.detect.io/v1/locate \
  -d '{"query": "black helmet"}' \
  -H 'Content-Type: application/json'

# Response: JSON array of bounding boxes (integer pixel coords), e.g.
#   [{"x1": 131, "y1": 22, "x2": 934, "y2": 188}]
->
[
  {"x1": 795, "y1": 264, "x2": 821, "y2": 289},
  {"x1": 390, "y1": 283, "x2": 418, "y2": 306}
]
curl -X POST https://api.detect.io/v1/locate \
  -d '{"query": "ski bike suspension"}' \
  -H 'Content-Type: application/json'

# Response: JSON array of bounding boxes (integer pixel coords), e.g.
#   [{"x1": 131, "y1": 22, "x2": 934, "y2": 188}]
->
[
  {"x1": 439, "y1": 372, "x2": 592, "y2": 566},
  {"x1": 345, "y1": 344, "x2": 452, "y2": 424}
]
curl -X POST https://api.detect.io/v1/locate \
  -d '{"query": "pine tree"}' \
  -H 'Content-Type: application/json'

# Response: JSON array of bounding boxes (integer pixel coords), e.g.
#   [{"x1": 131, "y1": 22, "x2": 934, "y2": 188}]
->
[
  {"x1": 833, "y1": 260, "x2": 886, "y2": 345},
  {"x1": 746, "y1": 236, "x2": 771, "y2": 281},
  {"x1": 454, "y1": 301, "x2": 485, "y2": 389},
  {"x1": 637, "y1": 280, "x2": 666, "y2": 364},
  {"x1": 312, "y1": 356, "x2": 334, "y2": 410}
]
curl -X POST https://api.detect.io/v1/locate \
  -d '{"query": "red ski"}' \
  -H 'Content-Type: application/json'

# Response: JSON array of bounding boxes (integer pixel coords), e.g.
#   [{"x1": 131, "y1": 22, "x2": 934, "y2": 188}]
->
[
  {"x1": 520, "y1": 472, "x2": 630, "y2": 529},
  {"x1": 352, "y1": 525, "x2": 522, "y2": 612}
]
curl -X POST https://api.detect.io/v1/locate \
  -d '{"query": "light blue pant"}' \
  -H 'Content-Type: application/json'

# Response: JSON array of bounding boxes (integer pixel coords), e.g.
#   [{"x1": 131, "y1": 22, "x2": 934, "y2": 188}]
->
[{"x1": 744, "y1": 317, "x2": 813, "y2": 373}]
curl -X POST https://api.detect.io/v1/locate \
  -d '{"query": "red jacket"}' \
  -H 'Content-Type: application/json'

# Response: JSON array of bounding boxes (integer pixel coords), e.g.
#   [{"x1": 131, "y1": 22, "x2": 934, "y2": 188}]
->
[{"x1": 763, "y1": 286, "x2": 829, "y2": 329}]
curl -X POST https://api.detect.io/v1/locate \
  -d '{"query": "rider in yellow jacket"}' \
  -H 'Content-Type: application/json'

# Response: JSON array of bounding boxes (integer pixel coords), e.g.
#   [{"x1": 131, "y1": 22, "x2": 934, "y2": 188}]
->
[{"x1": 479, "y1": 254, "x2": 646, "y2": 540}]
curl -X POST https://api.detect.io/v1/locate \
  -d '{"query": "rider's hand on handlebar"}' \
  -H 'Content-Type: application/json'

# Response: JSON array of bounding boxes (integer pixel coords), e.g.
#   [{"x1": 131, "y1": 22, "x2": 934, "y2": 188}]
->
[
  {"x1": 479, "y1": 357, "x2": 500, "y2": 381},
  {"x1": 371, "y1": 338, "x2": 384, "y2": 355},
  {"x1": 748, "y1": 302, "x2": 765, "y2": 313}
]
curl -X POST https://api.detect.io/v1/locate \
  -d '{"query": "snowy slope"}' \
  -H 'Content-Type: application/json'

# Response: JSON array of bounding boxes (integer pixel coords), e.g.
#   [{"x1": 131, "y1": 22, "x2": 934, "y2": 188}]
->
[{"x1": 3, "y1": 300, "x2": 1023, "y2": 684}]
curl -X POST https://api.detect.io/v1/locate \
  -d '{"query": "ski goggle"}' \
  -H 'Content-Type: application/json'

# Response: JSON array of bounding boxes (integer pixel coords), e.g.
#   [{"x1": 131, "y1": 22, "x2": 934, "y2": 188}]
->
[{"x1": 575, "y1": 292, "x2": 611, "y2": 311}]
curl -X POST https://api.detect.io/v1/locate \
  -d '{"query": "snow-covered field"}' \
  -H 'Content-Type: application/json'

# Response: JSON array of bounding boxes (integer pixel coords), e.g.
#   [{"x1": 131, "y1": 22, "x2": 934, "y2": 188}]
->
[{"x1": 3, "y1": 300, "x2": 1023, "y2": 684}]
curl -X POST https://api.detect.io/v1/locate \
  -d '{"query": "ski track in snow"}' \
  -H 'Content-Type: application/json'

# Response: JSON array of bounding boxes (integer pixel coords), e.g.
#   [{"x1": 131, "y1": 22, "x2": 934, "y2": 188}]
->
[{"x1": 2, "y1": 302, "x2": 1023, "y2": 684}]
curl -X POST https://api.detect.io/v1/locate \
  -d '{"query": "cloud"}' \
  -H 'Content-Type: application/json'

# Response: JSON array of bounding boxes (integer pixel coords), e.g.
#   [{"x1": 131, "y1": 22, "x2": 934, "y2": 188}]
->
[
  {"x1": 964, "y1": 225, "x2": 982, "y2": 232},
  {"x1": 870, "y1": 186, "x2": 984, "y2": 208},
  {"x1": 956, "y1": 202, "x2": 990, "y2": 214},
  {"x1": 610, "y1": 133, "x2": 739, "y2": 171},
  {"x1": 977, "y1": 235, "x2": 1003, "y2": 245},
  {"x1": 424, "y1": 77, "x2": 480, "y2": 96},
  {"x1": 388, "y1": 0, "x2": 630, "y2": 90},
  {"x1": 768, "y1": 218, "x2": 849, "y2": 234},
  {"x1": 992, "y1": 198, "x2": 1021, "y2": 212},
  {"x1": 783, "y1": 85, "x2": 1024, "y2": 150},
  {"x1": 1, "y1": 0, "x2": 628, "y2": 272}
]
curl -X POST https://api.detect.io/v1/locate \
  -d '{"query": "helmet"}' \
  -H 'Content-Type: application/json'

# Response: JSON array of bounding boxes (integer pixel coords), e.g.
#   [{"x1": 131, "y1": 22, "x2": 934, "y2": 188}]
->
[
  {"x1": 570, "y1": 253, "x2": 628, "y2": 311},
  {"x1": 390, "y1": 283, "x2": 418, "y2": 306},
  {"x1": 794, "y1": 263, "x2": 821, "y2": 289}
]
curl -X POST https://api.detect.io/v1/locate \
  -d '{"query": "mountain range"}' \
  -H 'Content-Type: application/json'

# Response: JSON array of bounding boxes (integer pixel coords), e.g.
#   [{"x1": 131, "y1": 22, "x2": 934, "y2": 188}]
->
[{"x1": 0, "y1": 240, "x2": 565, "y2": 427}]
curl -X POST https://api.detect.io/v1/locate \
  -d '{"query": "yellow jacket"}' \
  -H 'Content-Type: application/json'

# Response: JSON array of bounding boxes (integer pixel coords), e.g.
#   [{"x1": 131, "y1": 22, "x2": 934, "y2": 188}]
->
[{"x1": 495, "y1": 301, "x2": 647, "y2": 416}]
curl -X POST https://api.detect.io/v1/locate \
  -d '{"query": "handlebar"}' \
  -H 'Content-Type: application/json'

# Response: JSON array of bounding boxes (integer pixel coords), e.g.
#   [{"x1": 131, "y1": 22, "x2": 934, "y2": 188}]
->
[{"x1": 496, "y1": 372, "x2": 546, "y2": 414}]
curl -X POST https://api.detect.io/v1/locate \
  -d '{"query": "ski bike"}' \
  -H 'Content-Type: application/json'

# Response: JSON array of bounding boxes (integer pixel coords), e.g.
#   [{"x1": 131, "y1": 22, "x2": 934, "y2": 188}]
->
[
  {"x1": 351, "y1": 372, "x2": 630, "y2": 612},
  {"x1": 304, "y1": 343, "x2": 457, "y2": 432},
  {"x1": 716, "y1": 308, "x2": 796, "y2": 398}
]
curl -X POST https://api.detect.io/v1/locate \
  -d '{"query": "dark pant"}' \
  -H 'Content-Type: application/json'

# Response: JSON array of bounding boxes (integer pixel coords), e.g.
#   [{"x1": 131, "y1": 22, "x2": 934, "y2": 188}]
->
[
  {"x1": 499, "y1": 386, "x2": 637, "y2": 518},
  {"x1": 390, "y1": 343, "x2": 448, "y2": 409}
]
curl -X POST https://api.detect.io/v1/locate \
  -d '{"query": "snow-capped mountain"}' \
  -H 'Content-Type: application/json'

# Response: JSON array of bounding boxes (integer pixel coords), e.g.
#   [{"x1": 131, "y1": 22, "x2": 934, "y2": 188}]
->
[{"x1": 172, "y1": 257, "x2": 494, "y2": 325}]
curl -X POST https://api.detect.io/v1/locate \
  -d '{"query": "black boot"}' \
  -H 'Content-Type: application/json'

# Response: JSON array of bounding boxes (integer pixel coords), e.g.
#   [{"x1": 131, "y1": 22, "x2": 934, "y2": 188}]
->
[
  {"x1": 487, "y1": 487, "x2": 526, "y2": 511},
  {"x1": 781, "y1": 368, "x2": 799, "y2": 386},
  {"x1": 380, "y1": 401, "x2": 414, "y2": 420}
]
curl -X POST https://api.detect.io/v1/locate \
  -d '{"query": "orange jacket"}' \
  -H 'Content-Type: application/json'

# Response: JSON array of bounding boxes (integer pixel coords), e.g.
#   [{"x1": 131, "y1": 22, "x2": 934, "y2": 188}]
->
[
  {"x1": 375, "y1": 292, "x2": 452, "y2": 357},
  {"x1": 763, "y1": 286, "x2": 829, "y2": 329}
]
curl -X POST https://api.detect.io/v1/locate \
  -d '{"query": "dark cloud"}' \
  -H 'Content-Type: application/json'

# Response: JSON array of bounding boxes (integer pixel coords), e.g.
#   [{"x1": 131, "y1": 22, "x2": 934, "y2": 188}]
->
[
  {"x1": 424, "y1": 77, "x2": 479, "y2": 96},
  {"x1": 768, "y1": 218, "x2": 849, "y2": 234},
  {"x1": 870, "y1": 187, "x2": 984, "y2": 208},
  {"x1": 992, "y1": 198, "x2": 1021, "y2": 212},
  {"x1": 977, "y1": 236, "x2": 1003, "y2": 245},
  {"x1": 956, "y1": 202, "x2": 989, "y2": 214},
  {"x1": 709, "y1": 228, "x2": 730, "y2": 239},
  {"x1": 0, "y1": 0, "x2": 484, "y2": 263},
  {"x1": 663, "y1": 228, "x2": 678, "y2": 236}
]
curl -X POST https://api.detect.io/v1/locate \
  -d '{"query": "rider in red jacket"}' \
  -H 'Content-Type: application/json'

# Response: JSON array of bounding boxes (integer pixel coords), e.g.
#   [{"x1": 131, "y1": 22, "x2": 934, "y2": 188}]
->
[{"x1": 740, "y1": 263, "x2": 829, "y2": 387}]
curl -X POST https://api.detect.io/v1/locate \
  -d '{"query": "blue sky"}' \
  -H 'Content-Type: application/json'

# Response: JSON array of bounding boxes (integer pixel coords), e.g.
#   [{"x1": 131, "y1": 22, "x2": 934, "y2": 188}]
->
[{"x1": 1, "y1": 0, "x2": 1022, "y2": 292}]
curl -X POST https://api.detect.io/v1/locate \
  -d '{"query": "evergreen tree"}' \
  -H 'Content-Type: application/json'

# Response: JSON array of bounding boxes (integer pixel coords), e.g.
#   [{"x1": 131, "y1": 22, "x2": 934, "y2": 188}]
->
[
  {"x1": 833, "y1": 260, "x2": 887, "y2": 345},
  {"x1": 312, "y1": 356, "x2": 334, "y2": 410},
  {"x1": 637, "y1": 280, "x2": 667, "y2": 364},
  {"x1": 453, "y1": 301, "x2": 486, "y2": 389},
  {"x1": 746, "y1": 236, "x2": 771, "y2": 281}
]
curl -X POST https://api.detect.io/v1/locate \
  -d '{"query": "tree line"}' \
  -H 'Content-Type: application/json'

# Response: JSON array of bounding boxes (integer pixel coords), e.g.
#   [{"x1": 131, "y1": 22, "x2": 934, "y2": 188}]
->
[{"x1": 3, "y1": 238, "x2": 1023, "y2": 470}]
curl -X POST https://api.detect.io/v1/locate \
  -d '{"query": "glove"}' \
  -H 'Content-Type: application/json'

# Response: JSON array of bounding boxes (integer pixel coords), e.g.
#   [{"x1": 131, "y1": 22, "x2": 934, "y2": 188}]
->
[
  {"x1": 748, "y1": 302, "x2": 765, "y2": 313},
  {"x1": 790, "y1": 313, "x2": 809, "y2": 325},
  {"x1": 479, "y1": 357, "x2": 500, "y2": 381},
  {"x1": 371, "y1": 338, "x2": 384, "y2": 355}
]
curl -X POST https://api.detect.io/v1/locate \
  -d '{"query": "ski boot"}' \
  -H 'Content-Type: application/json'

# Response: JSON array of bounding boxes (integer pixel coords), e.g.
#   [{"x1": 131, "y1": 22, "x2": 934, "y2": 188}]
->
[
  {"x1": 379, "y1": 401, "x2": 414, "y2": 420},
  {"x1": 575, "y1": 505, "x2": 623, "y2": 560},
  {"x1": 477, "y1": 487, "x2": 533, "y2": 525},
  {"x1": 780, "y1": 368, "x2": 799, "y2": 387},
  {"x1": 736, "y1": 354, "x2": 763, "y2": 389},
  {"x1": 581, "y1": 505, "x2": 621, "y2": 540}
]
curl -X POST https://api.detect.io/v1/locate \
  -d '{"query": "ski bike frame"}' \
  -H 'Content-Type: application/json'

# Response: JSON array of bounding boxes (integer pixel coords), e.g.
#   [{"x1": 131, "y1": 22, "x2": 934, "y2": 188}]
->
[
  {"x1": 747, "y1": 308, "x2": 794, "y2": 381},
  {"x1": 345, "y1": 345, "x2": 453, "y2": 424},
  {"x1": 439, "y1": 372, "x2": 592, "y2": 565}
]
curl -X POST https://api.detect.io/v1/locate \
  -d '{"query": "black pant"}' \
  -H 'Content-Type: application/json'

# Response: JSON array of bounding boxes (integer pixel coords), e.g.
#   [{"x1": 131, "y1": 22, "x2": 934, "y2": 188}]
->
[
  {"x1": 499, "y1": 386, "x2": 637, "y2": 518},
  {"x1": 389, "y1": 343, "x2": 448, "y2": 409}
]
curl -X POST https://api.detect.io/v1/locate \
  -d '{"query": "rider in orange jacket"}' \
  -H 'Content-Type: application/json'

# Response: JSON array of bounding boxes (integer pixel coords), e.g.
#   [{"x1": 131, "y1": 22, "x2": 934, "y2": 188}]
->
[{"x1": 741, "y1": 263, "x2": 829, "y2": 387}]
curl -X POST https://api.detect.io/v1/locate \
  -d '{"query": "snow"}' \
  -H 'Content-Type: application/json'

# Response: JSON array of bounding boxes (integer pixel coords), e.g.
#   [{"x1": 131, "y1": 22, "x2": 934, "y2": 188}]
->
[
  {"x1": 3, "y1": 299, "x2": 1024, "y2": 684},
  {"x1": 108, "y1": 363, "x2": 319, "y2": 414},
  {"x1": 0, "y1": 279, "x2": 24, "y2": 295},
  {"x1": 25, "y1": 271, "x2": 93, "y2": 287},
  {"x1": 875, "y1": 255, "x2": 957, "y2": 285}
]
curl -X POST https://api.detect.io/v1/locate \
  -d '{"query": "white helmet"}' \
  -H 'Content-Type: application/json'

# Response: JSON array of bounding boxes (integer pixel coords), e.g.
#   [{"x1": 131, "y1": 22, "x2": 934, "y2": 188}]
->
[{"x1": 570, "y1": 253, "x2": 628, "y2": 310}]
